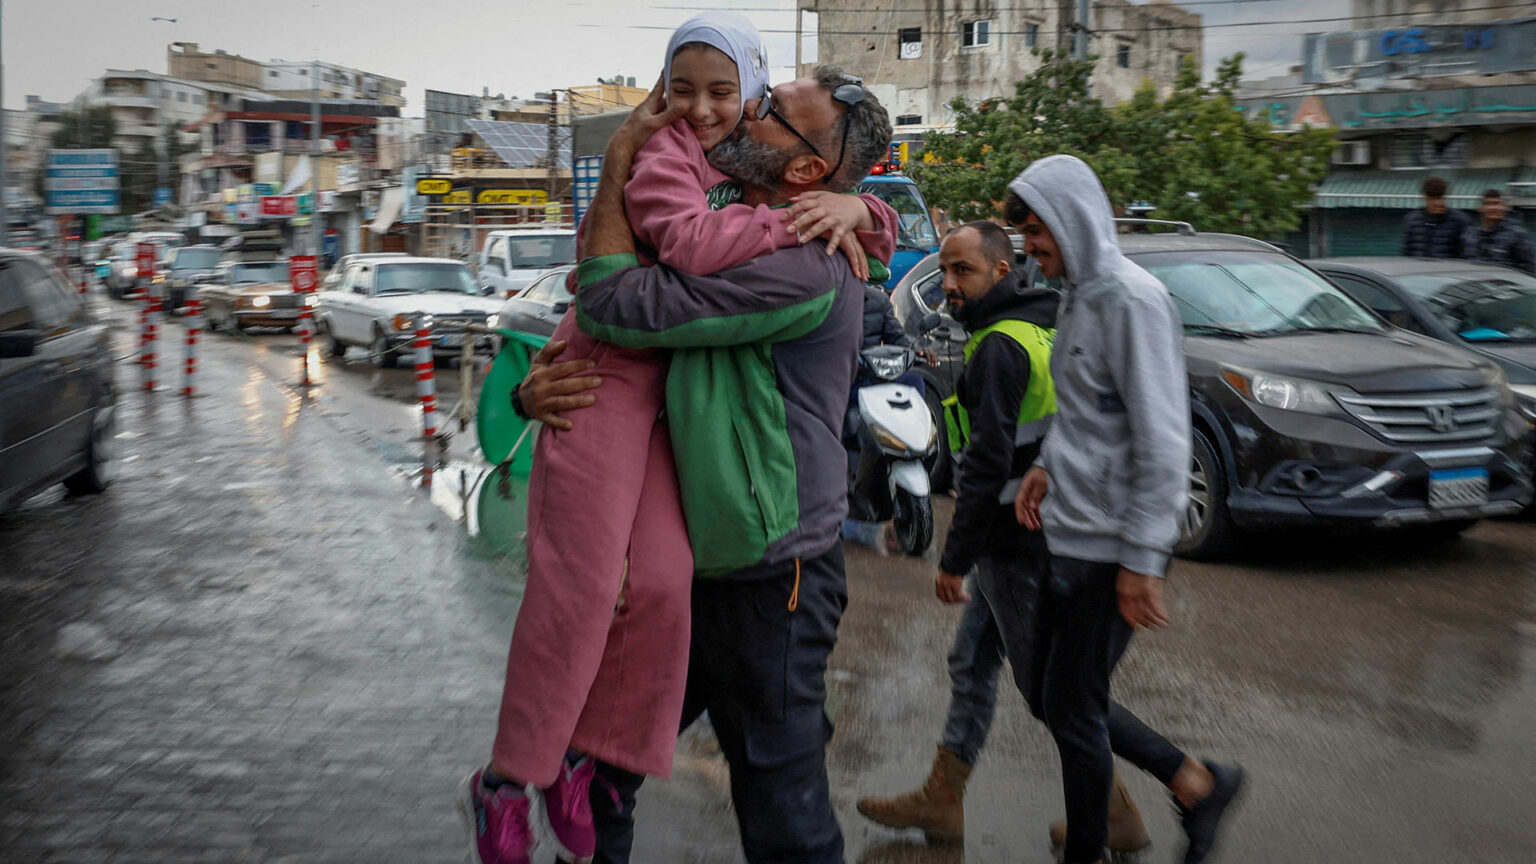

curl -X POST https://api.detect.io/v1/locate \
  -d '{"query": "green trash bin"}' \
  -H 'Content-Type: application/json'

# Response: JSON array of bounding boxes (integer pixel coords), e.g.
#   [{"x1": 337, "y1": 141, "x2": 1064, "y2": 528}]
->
[{"x1": 477, "y1": 329, "x2": 549, "y2": 476}]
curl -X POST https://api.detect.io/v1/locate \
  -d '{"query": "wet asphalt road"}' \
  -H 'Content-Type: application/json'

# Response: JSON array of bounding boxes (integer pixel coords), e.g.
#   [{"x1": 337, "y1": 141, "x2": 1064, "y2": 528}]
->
[{"x1": 2, "y1": 292, "x2": 1534, "y2": 863}]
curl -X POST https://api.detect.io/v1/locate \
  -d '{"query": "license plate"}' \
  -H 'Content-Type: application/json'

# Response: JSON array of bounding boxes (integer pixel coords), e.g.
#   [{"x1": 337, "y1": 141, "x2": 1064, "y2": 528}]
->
[
  {"x1": 269, "y1": 309, "x2": 299, "y2": 319},
  {"x1": 1428, "y1": 467, "x2": 1489, "y2": 509},
  {"x1": 438, "y1": 334, "x2": 464, "y2": 347}
]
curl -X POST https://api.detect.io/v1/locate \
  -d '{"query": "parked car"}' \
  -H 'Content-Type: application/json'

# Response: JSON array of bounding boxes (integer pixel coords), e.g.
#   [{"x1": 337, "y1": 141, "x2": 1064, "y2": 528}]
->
[
  {"x1": 1306, "y1": 258, "x2": 1536, "y2": 423},
  {"x1": 857, "y1": 171, "x2": 940, "y2": 290},
  {"x1": 199, "y1": 260, "x2": 314, "y2": 332},
  {"x1": 1, "y1": 250, "x2": 117, "y2": 513},
  {"x1": 104, "y1": 243, "x2": 143, "y2": 299},
  {"x1": 321, "y1": 252, "x2": 409, "y2": 291},
  {"x1": 892, "y1": 225, "x2": 1535, "y2": 558},
  {"x1": 494, "y1": 265, "x2": 576, "y2": 340},
  {"x1": 157, "y1": 245, "x2": 225, "y2": 313},
  {"x1": 477, "y1": 227, "x2": 578, "y2": 298},
  {"x1": 315, "y1": 257, "x2": 501, "y2": 367}
]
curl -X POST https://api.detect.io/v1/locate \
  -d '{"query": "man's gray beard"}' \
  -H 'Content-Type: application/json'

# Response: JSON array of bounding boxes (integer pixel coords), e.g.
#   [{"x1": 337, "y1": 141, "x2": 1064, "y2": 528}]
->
[{"x1": 707, "y1": 132, "x2": 792, "y2": 192}]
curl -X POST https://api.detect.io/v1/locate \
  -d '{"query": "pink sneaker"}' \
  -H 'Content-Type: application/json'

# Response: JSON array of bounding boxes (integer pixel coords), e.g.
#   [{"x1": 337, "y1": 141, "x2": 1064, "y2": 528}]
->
[
  {"x1": 540, "y1": 757, "x2": 596, "y2": 862},
  {"x1": 458, "y1": 769, "x2": 536, "y2": 864}
]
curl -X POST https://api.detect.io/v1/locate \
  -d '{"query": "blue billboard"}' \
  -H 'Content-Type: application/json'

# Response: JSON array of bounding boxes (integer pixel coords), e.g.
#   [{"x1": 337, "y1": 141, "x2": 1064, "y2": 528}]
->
[{"x1": 45, "y1": 149, "x2": 120, "y2": 215}]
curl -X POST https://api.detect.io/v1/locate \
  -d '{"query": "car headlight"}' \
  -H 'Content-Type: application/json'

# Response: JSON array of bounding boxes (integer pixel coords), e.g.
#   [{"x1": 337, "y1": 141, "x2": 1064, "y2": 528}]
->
[
  {"x1": 1221, "y1": 366, "x2": 1340, "y2": 415},
  {"x1": 1511, "y1": 384, "x2": 1536, "y2": 422},
  {"x1": 392, "y1": 313, "x2": 431, "y2": 331},
  {"x1": 125, "y1": 266, "x2": 138, "y2": 277},
  {"x1": 303, "y1": 293, "x2": 319, "y2": 307},
  {"x1": 251, "y1": 295, "x2": 271, "y2": 308},
  {"x1": 486, "y1": 314, "x2": 498, "y2": 328}
]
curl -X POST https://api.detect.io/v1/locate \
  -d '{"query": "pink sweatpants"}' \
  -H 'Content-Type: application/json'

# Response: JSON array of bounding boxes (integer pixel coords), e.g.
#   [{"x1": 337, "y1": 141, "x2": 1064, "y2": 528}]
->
[{"x1": 492, "y1": 311, "x2": 694, "y2": 787}]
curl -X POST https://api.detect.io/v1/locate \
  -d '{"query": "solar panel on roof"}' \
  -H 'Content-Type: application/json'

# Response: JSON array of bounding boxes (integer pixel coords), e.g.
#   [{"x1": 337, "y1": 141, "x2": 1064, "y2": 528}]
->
[{"x1": 466, "y1": 120, "x2": 571, "y2": 170}]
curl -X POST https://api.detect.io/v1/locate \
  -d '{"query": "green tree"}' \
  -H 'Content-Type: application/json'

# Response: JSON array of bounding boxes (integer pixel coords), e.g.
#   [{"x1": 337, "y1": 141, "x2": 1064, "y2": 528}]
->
[
  {"x1": 1111, "y1": 54, "x2": 1334, "y2": 238},
  {"x1": 49, "y1": 105, "x2": 117, "y2": 149},
  {"x1": 910, "y1": 50, "x2": 1133, "y2": 223},
  {"x1": 909, "y1": 52, "x2": 1335, "y2": 240}
]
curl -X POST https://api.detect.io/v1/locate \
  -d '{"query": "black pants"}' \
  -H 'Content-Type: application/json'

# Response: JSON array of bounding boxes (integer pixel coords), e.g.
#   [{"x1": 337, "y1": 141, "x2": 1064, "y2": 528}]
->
[
  {"x1": 975, "y1": 552, "x2": 1187, "y2": 864},
  {"x1": 589, "y1": 547, "x2": 849, "y2": 864}
]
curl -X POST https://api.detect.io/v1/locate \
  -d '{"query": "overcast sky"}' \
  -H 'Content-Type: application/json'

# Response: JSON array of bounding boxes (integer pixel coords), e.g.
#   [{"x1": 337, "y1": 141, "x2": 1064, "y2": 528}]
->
[{"x1": 5, "y1": 0, "x2": 1349, "y2": 112}]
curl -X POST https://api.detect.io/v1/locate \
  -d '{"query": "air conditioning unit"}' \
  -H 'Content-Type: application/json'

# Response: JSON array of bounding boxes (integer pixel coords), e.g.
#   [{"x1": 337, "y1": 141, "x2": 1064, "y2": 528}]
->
[{"x1": 1332, "y1": 141, "x2": 1371, "y2": 166}]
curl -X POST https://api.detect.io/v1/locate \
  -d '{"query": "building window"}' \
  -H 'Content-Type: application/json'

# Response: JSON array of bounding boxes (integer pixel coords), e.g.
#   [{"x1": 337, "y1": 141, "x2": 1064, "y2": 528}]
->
[
  {"x1": 1391, "y1": 132, "x2": 1467, "y2": 169},
  {"x1": 899, "y1": 27, "x2": 922, "y2": 60},
  {"x1": 177, "y1": 92, "x2": 187, "y2": 102},
  {"x1": 194, "y1": 94, "x2": 204, "y2": 105},
  {"x1": 1117, "y1": 44, "x2": 1131, "y2": 68},
  {"x1": 962, "y1": 21, "x2": 991, "y2": 48},
  {"x1": 896, "y1": 115, "x2": 923, "y2": 126},
  {"x1": 1025, "y1": 23, "x2": 1040, "y2": 49}
]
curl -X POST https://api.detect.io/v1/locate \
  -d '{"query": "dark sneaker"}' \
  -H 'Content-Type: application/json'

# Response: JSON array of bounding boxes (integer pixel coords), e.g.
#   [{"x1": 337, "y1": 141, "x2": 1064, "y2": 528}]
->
[
  {"x1": 458, "y1": 769, "x2": 535, "y2": 864},
  {"x1": 541, "y1": 756, "x2": 596, "y2": 863},
  {"x1": 1177, "y1": 761, "x2": 1245, "y2": 864}
]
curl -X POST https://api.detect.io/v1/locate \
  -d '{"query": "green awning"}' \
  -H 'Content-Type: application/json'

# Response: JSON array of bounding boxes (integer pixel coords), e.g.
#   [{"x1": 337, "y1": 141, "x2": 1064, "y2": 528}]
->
[{"x1": 1313, "y1": 168, "x2": 1536, "y2": 209}]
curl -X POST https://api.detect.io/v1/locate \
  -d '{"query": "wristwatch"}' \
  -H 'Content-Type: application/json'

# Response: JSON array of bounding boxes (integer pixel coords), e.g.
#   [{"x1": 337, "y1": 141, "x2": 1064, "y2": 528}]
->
[{"x1": 510, "y1": 380, "x2": 532, "y2": 420}]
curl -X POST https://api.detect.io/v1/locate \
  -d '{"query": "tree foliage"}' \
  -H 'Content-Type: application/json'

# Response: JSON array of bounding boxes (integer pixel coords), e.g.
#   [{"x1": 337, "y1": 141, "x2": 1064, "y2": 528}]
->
[
  {"x1": 910, "y1": 52, "x2": 1336, "y2": 240},
  {"x1": 49, "y1": 106, "x2": 117, "y2": 149}
]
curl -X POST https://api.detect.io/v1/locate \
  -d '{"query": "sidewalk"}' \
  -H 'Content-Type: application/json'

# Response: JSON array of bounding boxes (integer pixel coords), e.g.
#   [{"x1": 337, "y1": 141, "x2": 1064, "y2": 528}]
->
[{"x1": 0, "y1": 317, "x2": 525, "y2": 863}]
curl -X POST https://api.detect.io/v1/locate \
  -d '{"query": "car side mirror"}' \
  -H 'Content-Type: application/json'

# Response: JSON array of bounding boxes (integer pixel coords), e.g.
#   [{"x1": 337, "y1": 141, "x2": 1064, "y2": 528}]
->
[
  {"x1": 0, "y1": 329, "x2": 41, "y2": 358},
  {"x1": 919, "y1": 312, "x2": 942, "y2": 332},
  {"x1": 552, "y1": 300, "x2": 571, "y2": 314}
]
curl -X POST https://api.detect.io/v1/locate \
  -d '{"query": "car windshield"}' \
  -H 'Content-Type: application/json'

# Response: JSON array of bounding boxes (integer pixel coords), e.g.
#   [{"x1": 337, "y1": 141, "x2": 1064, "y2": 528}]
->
[
  {"x1": 1396, "y1": 271, "x2": 1536, "y2": 342},
  {"x1": 231, "y1": 262, "x2": 288, "y2": 284},
  {"x1": 506, "y1": 236, "x2": 577, "y2": 268},
  {"x1": 858, "y1": 181, "x2": 939, "y2": 252},
  {"x1": 375, "y1": 263, "x2": 480, "y2": 295},
  {"x1": 1136, "y1": 250, "x2": 1385, "y2": 336},
  {"x1": 172, "y1": 248, "x2": 222, "y2": 270}
]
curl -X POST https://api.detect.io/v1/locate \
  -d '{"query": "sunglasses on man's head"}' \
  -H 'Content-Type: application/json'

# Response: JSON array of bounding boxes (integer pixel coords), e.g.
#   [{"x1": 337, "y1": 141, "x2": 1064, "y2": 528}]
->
[{"x1": 753, "y1": 76, "x2": 867, "y2": 184}]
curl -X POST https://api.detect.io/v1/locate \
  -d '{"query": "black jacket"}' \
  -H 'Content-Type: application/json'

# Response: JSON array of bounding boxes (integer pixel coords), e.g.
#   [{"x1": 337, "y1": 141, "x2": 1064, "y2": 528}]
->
[
  {"x1": 939, "y1": 272, "x2": 1059, "y2": 575},
  {"x1": 862, "y1": 285, "x2": 910, "y2": 349},
  {"x1": 1402, "y1": 208, "x2": 1471, "y2": 259},
  {"x1": 1464, "y1": 218, "x2": 1535, "y2": 274}
]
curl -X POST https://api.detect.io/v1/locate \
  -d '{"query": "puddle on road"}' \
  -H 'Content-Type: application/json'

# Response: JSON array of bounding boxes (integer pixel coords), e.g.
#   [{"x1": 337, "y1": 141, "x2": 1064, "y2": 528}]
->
[{"x1": 386, "y1": 457, "x2": 530, "y2": 561}]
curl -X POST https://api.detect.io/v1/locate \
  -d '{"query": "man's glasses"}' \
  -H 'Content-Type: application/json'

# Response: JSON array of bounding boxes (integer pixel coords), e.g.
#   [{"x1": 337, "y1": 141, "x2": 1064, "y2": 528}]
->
[{"x1": 754, "y1": 77, "x2": 867, "y2": 183}]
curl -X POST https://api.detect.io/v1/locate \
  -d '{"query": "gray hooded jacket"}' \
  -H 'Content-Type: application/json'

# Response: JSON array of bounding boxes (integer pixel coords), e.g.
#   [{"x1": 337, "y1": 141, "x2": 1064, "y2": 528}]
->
[{"x1": 1008, "y1": 156, "x2": 1190, "y2": 578}]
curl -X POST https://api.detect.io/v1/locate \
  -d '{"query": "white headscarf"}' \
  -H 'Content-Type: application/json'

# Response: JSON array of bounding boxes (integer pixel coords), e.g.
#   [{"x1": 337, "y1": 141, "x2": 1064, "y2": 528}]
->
[{"x1": 662, "y1": 11, "x2": 770, "y2": 130}]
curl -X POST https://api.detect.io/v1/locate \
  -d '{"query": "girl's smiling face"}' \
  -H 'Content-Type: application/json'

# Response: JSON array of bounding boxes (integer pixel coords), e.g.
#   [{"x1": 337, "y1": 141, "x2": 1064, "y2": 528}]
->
[{"x1": 668, "y1": 43, "x2": 742, "y2": 152}]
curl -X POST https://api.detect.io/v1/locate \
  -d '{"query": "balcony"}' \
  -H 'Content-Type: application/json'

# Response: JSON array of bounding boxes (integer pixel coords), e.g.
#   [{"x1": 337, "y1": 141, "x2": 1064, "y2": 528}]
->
[{"x1": 100, "y1": 93, "x2": 158, "y2": 110}]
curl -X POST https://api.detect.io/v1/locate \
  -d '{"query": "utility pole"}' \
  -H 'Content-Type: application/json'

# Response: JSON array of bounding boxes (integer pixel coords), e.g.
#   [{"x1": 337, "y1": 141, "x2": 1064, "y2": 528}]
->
[
  {"x1": 546, "y1": 89, "x2": 558, "y2": 202},
  {"x1": 311, "y1": 58, "x2": 321, "y2": 257}
]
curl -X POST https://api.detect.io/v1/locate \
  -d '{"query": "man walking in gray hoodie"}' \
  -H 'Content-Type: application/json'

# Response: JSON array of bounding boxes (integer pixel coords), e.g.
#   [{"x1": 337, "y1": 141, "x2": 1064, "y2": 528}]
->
[{"x1": 1007, "y1": 155, "x2": 1244, "y2": 864}]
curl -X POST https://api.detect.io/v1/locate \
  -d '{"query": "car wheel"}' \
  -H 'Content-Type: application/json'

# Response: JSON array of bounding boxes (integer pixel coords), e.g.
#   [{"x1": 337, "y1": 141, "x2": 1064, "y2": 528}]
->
[
  {"x1": 372, "y1": 327, "x2": 398, "y2": 369},
  {"x1": 64, "y1": 403, "x2": 118, "y2": 495},
  {"x1": 1174, "y1": 428, "x2": 1237, "y2": 560}
]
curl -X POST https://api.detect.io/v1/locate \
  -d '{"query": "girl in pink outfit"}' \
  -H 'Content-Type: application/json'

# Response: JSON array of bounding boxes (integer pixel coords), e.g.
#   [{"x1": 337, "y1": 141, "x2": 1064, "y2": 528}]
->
[{"x1": 462, "y1": 13, "x2": 898, "y2": 864}]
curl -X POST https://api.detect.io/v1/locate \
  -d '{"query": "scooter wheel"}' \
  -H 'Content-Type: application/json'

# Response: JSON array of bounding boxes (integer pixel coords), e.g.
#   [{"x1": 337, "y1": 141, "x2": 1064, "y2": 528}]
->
[{"x1": 892, "y1": 489, "x2": 933, "y2": 556}]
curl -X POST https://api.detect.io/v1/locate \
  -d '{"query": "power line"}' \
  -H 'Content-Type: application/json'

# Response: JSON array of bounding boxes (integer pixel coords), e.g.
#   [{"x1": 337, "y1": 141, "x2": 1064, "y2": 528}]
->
[{"x1": 586, "y1": 1, "x2": 1535, "y2": 36}]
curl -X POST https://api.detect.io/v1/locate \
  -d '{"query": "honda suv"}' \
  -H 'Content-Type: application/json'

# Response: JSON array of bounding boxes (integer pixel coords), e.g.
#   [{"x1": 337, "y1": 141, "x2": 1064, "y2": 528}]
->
[{"x1": 892, "y1": 225, "x2": 1534, "y2": 558}]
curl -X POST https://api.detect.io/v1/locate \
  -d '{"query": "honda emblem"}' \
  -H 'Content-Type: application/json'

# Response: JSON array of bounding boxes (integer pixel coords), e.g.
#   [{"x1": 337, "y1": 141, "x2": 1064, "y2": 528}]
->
[{"x1": 1425, "y1": 404, "x2": 1456, "y2": 433}]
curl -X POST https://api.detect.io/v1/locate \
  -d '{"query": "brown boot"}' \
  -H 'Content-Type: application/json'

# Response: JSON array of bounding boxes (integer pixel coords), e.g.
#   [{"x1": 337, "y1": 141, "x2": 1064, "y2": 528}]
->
[
  {"x1": 1048, "y1": 775, "x2": 1153, "y2": 856},
  {"x1": 856, "y1": 745, "x2": 972, "y2": 843}
]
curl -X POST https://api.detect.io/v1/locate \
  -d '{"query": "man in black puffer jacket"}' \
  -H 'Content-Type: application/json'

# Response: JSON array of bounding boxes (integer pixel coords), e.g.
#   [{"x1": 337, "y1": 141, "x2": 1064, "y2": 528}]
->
[{"x1": 1401, "y1": 176, "x2": 1470, "y2": 259}]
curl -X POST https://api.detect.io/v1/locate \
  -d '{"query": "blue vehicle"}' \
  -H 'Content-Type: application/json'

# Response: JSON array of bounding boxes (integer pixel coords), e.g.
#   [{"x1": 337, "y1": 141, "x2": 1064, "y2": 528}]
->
[{"x1": 857, "y1": 171, "x2": 940, "y2": 291}]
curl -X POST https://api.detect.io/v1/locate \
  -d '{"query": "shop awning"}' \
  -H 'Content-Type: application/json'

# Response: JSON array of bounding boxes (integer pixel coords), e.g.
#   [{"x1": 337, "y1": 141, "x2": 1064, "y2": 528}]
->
[
  {"x1": 369, "y1": 187, "x2": 403, "y2": 235},
  {"x1": 1314, "y1": 168, "x2": 1536, "y2": 209}
]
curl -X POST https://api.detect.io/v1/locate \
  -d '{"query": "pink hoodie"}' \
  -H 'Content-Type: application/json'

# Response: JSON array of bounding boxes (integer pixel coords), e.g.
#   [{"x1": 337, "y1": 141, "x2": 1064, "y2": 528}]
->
[{"x1": 623, "y1": 119, "x2": 899, "y2": 275}]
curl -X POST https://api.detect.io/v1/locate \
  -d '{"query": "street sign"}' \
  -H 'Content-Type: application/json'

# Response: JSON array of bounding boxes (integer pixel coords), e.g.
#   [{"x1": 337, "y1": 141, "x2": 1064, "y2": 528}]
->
[
  {"x1": 136, "y1": 242, "x2": 158, "y2": 279},
  {"x1": 45, "y1": 149, "x2": 120, "y2": 215},
  {"x1": 477, "y1": 189, "x2": 546, "y2": 205},
  {"x1": 298, "y1": 192, "x2": 315, "y2": 214},
  {"x1": 289, "y1": 256, "x2": 319, "y2": 293},
  {"x1": 416, "y1": 178, "x2": 452, "y2": 196}
]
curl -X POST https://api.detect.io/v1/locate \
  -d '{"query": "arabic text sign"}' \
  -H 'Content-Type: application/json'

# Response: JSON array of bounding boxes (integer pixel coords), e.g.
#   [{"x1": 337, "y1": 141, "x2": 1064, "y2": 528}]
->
[
  {"x1": 1304, "y1": 19, "x2": 1536, "y2": 84},
  {"x1": 1241, "y1": 84, "x2": 1536, "y2": 132},
  {"x1": 45, "y1": 149, "x2": 119, "y2": 214}
]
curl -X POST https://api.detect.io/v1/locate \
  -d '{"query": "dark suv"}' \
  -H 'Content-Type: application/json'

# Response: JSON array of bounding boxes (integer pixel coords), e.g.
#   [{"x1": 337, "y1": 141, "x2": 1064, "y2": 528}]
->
[
  {"x1": 0, "y1": 250, "x2": 117, "y2": 512},
  {"x1": 891, "y1": 226, "x2": 1534, "y2": 558}
]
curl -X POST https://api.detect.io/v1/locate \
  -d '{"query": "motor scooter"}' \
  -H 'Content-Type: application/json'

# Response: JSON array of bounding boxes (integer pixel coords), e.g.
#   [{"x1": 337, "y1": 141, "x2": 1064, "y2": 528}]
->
[{"x1": 847, "y1": 343, "x2": 939, "y2": 556}]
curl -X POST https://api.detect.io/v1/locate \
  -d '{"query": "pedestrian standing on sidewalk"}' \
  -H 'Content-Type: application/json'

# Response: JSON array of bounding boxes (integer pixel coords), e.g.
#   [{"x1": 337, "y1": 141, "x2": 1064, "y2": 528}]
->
[
  {"x1": 855, "y1": 222, "x2": 1151, "y2": 857},
  {"x1": 1401, "y1": 176, "x2": 1471, "y2": 259},
  {"x1": 1463, "y1": 189, "x2": 1534, "y2": 274},
  {"x1": 459, "y1": 15, "x2": 898, "y2": 864},
  {"x1": 1008, "y1": 155, "x2": 1245, "y2": 864}
]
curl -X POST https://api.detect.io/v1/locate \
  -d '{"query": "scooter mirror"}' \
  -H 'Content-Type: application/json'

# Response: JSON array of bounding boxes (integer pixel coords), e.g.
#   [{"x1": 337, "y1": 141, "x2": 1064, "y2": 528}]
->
[{"x1": 919, "y1": 312, "x2": 941, "y2": 332}]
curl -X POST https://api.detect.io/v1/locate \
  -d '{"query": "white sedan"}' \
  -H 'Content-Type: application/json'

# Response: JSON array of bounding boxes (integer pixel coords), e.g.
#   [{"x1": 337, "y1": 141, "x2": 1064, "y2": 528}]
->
[{"x1": 315, "y1": 257, "x2": 502, "y2": 367}]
